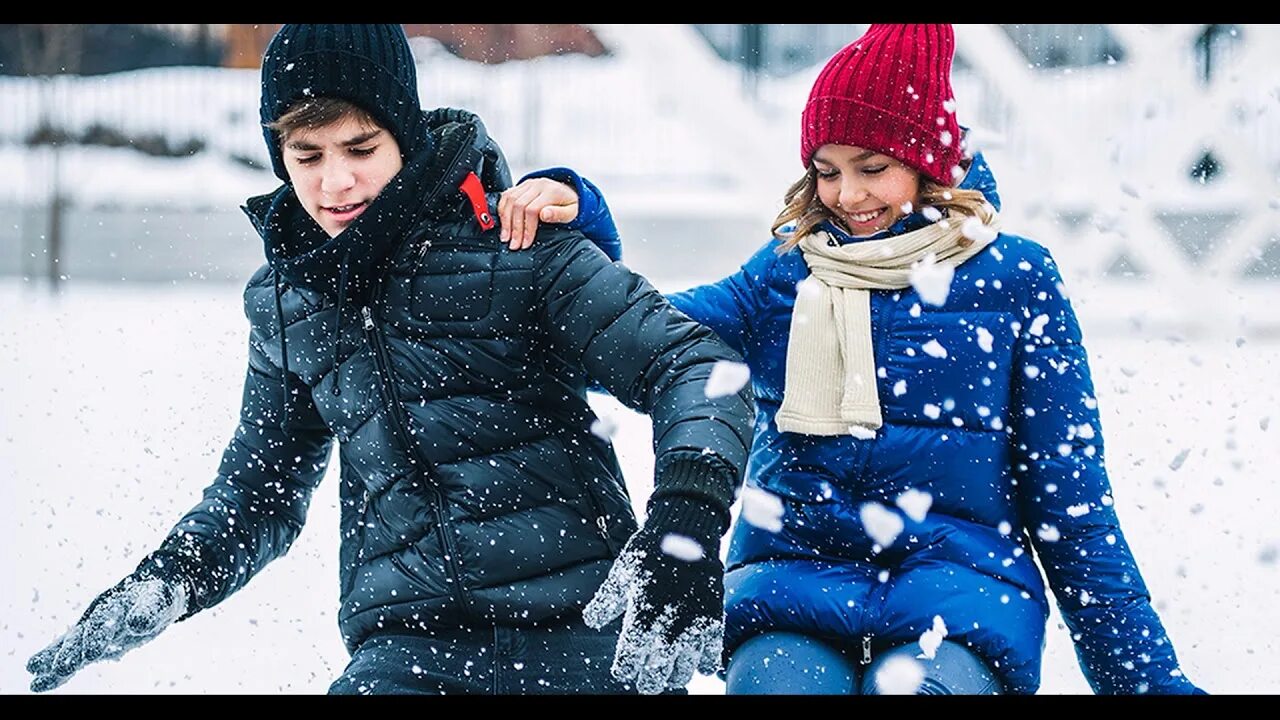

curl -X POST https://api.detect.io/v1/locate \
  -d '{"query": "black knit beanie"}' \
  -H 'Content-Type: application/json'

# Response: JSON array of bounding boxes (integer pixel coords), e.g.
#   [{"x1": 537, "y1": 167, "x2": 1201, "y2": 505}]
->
[{"x1": 259, "y1": 23, "x2": 429, "y2": 182}]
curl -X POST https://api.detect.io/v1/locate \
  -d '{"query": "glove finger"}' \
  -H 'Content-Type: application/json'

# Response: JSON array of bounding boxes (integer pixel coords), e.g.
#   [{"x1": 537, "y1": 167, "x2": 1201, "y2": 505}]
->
[
  {"x1": 30, "y1": 671, "x2": 73, "y2": 694},
  {"x1": 582, "y1": 588, "x2": 626, "y2": 630},
  {"x1": 636, "y1": 638, "x2": 675, "y2": 696},
  {"x1": 609, "y1": 609, "x2": 650, "y2": 686},
  {"x1": 583, "y1": 551, "x2": 640, "y2": 629},
  {"x1": 50, "y1": 625, "x2": 87, "y2": 677},
  {"x1": 91, "y1": 585, "x2": 146, "y2": 655},
  {"x1": 84, "y1": 585, "x2": 144, "y2": 662},
  {"x1": 78, "y1": 610, "x2": 122, "y2": 663},
  {"x1": 696, "y1": 621, "x2": 725, "y2": 676},
  {"x1": 666, "y1": 635, "x2": 700, "y2": 690},
  {"x1": 27, "y1": 636, "x2": 64, "y2": 675}
]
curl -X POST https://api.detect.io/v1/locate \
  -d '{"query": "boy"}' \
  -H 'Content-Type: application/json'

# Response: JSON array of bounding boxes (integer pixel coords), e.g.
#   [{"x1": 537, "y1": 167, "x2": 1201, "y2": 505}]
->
[{"x1": 26, "y1": 24, "x2": 753, "y2": 695}]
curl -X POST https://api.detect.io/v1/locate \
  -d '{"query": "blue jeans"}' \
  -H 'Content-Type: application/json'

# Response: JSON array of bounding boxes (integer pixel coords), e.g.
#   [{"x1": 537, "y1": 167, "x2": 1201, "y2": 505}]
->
[
  {"x1": 328, "y1": 616, "x2": 687, "y2": 695},
  {"x1": 725, "y1": 632, "x2": 1003, "y2": 695}
]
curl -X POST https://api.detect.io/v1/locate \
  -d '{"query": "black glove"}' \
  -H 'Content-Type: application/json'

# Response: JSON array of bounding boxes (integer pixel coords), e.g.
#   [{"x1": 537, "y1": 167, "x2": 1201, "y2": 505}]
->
[
  {"x1": 583, "y1": 493, "x2": 728, "y2": 695},
  {"x1": 26, "y1": 552, "x2": 193, "y2": 693}
]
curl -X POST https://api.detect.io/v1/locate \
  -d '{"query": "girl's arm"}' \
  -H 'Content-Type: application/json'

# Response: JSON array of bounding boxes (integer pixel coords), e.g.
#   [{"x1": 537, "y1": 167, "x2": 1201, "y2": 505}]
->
[
  {"x1": 1009, "y1": 241, "x2": 1203, "y2": 695},
  {"x1": 502, "y1": 169, "x2": 779, "y2": 357}
]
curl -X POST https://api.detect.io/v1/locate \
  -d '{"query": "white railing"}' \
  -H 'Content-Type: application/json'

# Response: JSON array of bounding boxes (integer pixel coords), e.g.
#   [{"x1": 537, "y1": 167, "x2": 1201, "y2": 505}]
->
[{"x1": 2, "y1": 24, "x2": 1276, "y2": 333}]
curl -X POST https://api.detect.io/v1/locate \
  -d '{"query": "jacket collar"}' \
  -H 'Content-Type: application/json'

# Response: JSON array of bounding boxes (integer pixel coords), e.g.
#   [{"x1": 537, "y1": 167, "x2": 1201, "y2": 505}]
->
[{"x1": 241, "y1": 108, "x2": 513, "y2": 304}]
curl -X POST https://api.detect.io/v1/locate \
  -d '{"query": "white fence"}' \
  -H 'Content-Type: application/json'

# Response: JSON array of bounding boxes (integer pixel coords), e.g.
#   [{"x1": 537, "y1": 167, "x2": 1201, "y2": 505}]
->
[{"x1": 2, "y1": 24, "x2": 1277, "y2": 334}]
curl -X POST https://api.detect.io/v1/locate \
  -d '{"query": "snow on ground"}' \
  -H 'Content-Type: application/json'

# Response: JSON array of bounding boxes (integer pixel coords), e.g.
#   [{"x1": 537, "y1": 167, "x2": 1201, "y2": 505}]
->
[{"x1": 1, "y1": 278, "x2": 1277, "y2": 694}]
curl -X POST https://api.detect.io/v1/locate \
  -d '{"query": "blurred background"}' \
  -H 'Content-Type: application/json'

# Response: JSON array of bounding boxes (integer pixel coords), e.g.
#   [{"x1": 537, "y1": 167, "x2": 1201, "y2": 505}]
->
[{"x1": 2, "y1": 24, "x2": 1277, "y2": 695}]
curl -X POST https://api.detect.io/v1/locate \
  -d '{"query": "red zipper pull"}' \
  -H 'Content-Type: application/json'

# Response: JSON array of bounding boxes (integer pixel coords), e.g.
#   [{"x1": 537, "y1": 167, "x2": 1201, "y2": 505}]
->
[{"x1": 458, "y1": 171, "x2": 495, "y2": 231}]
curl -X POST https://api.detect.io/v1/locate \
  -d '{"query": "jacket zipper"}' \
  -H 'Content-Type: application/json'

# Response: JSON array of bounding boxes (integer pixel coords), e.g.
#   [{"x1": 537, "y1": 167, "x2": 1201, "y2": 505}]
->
[
  {"x1": 261, "y1": 129, "x2": 482, "y2": 617},
  {"x1": 361, "y1": 302, "x2": 474, "y2": 618},
  {"x1": 571, "y1": 440, "x2": 618, "y2": 554},
  {"x1": 349, "y1": 125, "x2": 489, "y2": 621},
  {"x1": 583, "y1": 483, "x2": 615, "y2": 554},
  {"x1": 861, "y1": 634, "x2": 873, "y2": 665}
]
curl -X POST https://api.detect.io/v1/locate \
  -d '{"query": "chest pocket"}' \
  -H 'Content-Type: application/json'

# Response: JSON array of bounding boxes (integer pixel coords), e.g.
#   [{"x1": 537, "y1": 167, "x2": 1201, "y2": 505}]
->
[{"x1": 408, "y1": 270, "x2": 494, "y2": 322}]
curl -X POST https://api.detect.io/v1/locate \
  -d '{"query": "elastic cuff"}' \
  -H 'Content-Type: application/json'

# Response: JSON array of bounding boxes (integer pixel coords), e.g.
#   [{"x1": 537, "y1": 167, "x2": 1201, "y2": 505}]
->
[
  {"x1": 649, "y1": 456, "x2": 739, "y2": 536},
  {"x1": 519, "y1": 166, "x2": 599, "y2": 221},
  {"x1": 519, "y1": 167, "x2": 621, "y2": 261},
  {"x1": 134, "y1": 534, "x2": 205, "y2": 621},
  {"x1": 645, "y1": 494, "x2": 727, "y2": 544},
  {"x1": 652, "y1": 456, "x2": 737, "y2": 513}
]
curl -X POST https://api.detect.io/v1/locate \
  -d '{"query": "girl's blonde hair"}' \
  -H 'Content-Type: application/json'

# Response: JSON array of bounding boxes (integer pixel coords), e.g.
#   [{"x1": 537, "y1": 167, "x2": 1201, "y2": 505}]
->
[{"x1": 770, "y1": 157, "x2": 991, "y2": 252}]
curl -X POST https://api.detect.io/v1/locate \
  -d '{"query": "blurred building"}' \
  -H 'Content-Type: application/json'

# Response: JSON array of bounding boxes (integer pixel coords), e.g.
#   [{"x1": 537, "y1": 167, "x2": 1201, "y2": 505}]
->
[
  {"x1": 219, "y1": 24, "x2": 607, "y2": 69},
  {"x1": 1, "y1": 24, "x2": 1275, "y2": 334}
]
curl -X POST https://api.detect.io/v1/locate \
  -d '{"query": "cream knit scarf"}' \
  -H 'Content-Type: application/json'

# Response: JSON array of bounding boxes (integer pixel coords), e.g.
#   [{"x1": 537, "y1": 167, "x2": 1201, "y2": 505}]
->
[{"x1": 775, "y1": 211, "x2": 1001, "y2": 435}]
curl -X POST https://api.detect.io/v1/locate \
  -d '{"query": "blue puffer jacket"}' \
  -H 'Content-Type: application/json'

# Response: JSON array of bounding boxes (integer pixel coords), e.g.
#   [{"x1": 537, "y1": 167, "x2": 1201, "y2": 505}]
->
[{"x1": 557, "y1": 154, "x2": 1201, "y2": 695}]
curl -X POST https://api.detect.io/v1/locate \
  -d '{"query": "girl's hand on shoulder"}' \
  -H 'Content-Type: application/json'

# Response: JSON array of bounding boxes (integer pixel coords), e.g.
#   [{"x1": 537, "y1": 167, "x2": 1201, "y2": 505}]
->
[{"x1": 498, "y1": 177, "x2": 580, "y2": 251}]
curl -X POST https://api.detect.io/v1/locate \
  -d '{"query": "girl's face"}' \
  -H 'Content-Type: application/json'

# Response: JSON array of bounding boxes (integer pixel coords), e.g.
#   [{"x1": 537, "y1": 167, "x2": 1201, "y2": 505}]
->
[
  {"x1": 282, "y1": 114, "x2": 403, "y2": 238},
  {"x1": 813, "y1": 144, "x2": 922, "y2": 237}
]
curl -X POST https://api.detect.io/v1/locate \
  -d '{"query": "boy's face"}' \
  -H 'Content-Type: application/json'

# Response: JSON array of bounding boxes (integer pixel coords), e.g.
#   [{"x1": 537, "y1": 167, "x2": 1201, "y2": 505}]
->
[{"x1": 282, "y1": 114, "x2": 404, "y2": 238}]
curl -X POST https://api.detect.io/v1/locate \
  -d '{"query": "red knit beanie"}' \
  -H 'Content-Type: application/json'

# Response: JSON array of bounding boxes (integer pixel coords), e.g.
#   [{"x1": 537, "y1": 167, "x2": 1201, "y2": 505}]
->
[{"x1": 801, "y1": 24, "x2": 962, "y2": 186}]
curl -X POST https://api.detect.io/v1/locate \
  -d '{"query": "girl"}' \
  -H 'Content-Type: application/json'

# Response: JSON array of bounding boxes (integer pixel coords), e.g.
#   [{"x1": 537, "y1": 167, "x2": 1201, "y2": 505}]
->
[{"x1": 504, "y1": 23, "x2": 1204, "y2": 695}]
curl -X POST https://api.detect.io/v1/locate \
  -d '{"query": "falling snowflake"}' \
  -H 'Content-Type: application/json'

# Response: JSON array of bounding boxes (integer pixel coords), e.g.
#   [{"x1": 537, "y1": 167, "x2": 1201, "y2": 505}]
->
[
  {"x1": 590, "y1": 415, "x2": 619, "y2": 441},
  {"x1": 961, "y1": 217, "x2": 997, "y2": 244},
  {"x1": 1259, "y1": 544, "x2": 1278, "y2": 565},
  {"x1": 660, "y1": 533, "x2": 705, "y2": 562},
  {"x1": 1028, "y1": 314, "x2": 1050, "y2": 336},
  {"x1": 860, "y1": 503, "x2": 904, "y2": 548},
  {"x1": 895, "y1": 488, "x2": 932, "y2": 522},
  {"x1": 917, "y1": 615, "x2": 949, "y2": 659},
  {"x1": 740, "y1": 485, "x2": 785, "y2": 533},
  {"x1": 704, "y1": 360, "x2": 751, "y2": 398},
  {"x1": 875, "y1": 656, "x2": 925, "y2": 695},
  {"x1": 976, "y1": 327, "x2": 994, "y2": 353},
  {"x1": 909, "y1": 255, "x2": 955, "y2": 307},
  {"x1": 922, "y1": 340, "x2": 948, "y2": 358},
  {"x1": 849, "y1": 425, "x2": 877, "y2": 440}
]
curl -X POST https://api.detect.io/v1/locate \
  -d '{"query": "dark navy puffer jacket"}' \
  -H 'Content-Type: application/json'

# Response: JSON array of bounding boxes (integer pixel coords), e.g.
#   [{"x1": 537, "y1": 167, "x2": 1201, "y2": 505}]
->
[
  {"x1": 656, "y1": 154, "x2": 1200, "y2": 694},
  {"x1": 135, "y1": 109, "x2": 754, "y2": 655}
]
